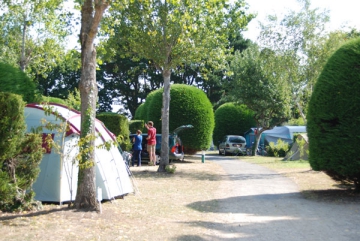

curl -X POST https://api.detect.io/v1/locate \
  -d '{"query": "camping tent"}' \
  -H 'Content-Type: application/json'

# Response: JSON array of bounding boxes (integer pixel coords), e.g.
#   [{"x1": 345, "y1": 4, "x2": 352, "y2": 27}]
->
[
  {"x1": 24, "y1": 103, "x2": 134, "y2": 203},
  {"x1": 259, "y1": 126, "x2": 306, "y2": 147},
  {"x1": 244, "y1": 127, "x2": 263, "y2": 148},
  {"x1": 283, "y1": 134, "x2": 309, "y2": 161}
]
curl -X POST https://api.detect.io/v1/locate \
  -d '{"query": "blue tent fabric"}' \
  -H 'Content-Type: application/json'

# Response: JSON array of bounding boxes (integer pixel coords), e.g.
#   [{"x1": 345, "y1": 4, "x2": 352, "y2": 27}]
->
[
  {"x1": 259, "y1": 126, "x2": 306, "y2": 146},
  {"x1": 244, "y1": 128, "x2": 257, "y2": 148}
]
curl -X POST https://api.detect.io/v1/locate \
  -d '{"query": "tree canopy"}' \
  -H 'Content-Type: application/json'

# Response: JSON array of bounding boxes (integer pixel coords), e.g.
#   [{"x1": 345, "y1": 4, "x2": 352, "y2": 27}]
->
[{"x1": 104, "y1": 0, "x2": 254, "y2": 171}]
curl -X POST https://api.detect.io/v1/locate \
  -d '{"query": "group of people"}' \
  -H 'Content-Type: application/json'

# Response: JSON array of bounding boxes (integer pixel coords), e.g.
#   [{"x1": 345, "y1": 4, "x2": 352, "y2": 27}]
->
[{"x1": 131, "y1": 121, "x2": 157, "y2": 167}]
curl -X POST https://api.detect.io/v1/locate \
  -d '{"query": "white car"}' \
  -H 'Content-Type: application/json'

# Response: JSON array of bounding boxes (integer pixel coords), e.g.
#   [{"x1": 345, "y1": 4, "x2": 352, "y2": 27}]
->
[{"x1": 218, "y1": 135, "x2": 247, "y2": 156}]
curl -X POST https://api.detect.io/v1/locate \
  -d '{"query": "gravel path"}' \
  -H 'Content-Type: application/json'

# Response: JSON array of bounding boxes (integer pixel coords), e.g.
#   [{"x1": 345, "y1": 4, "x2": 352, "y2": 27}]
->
[{"x1": 206, "y1": 155, "x2": 360, "y2": 241}]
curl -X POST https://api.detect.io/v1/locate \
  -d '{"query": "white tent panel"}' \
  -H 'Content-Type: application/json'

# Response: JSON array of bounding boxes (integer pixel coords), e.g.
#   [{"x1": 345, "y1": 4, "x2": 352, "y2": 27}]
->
[{"x1": 24, "y1": 103, "x2": 134, "y2": 203}]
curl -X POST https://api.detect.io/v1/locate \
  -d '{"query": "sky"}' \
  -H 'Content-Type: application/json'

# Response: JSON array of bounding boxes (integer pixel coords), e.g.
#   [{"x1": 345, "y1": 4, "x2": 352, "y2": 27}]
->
[{"x1": 242, "y1": 0, "x2": 360, "y2": 41}]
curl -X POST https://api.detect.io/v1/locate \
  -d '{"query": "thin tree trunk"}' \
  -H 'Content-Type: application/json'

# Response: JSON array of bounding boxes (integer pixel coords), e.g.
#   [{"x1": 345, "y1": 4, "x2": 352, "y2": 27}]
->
[
  {"x1": 158, "y1": 69, "x2": 171, "y2": 172},
  {"x1": 20, "y1": 14, "x2": 27, "y2": 72}
]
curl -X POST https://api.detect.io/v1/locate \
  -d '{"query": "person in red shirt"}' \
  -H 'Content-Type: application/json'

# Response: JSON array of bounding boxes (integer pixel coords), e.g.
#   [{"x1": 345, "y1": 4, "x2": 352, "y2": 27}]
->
[{"x1": 145, "y1": 121, "x2": 157, "y2": 166}]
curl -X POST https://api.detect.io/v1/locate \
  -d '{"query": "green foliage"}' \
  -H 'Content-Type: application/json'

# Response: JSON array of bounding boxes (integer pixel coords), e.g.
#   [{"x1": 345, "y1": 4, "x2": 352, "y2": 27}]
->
[
  {"x1": 0, "y1": 92, "x2": 26, "y2": 162},
  {"x1": 0, "y1": 92, "x2": 43, "y2": 212},
  {"x1": 39, "y1": 96, "x2": 67, "y2": 105},
  {"x1": 286, "y1": 117, "x2": 306, "y2": 126},
  {"x1": 266, "y1": 139, "x2": 290, "y2": 157},
  {"x1": 258, "y1": 0, "x2": 356, "y2": 119},
  {"x1": 165, "y1": 164, "x2": 176, "y2": 174},
  {"x1": 65, "y1": 88, "x2": 81, "y2": 111},
  {"x1": 134, "y1": 102, "x2": 145, "y2": 120},
  {"x1": 0, "y1": 62, "x2": 40, "y2": 103},
  {"x1": 213, "y1": 102, "x2": 256, "y2": 145},
  {"x1": 0, "y1": 0, "x2": 71, "y2": 76},
  {"x1": 141, "y1": 84, "x2": 214, "y2": 152},
  {"x1": 129, "y1": 120, "x2": 144, "y2": 135},
  {"x1": 106, "y1": 0, "x2": 254, "y2": 75},
  {"x1": 230, "y1": 44, "x2": 292, "y2": 129},
  {"x1": 307, "y1": 38, "x2": 360, "y2": 190},
  {"x1": 96, "y1": 112, "x2": 131, "y2": 151}
]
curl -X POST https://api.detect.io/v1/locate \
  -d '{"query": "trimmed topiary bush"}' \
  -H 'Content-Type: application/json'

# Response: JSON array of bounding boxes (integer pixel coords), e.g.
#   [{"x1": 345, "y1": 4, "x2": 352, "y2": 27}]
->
[
  {"x1": 307, "y1": 38, "x2": 360, "y2": 191},
  {"x1": 0, "y1": 62, "x2": 40, "y2": 103},
  {"x1": 213, "y1": 102, "x2": 256, "y2": 146},
  {"x1": 137, "y1": 84, "x2": 214, "y2": 153}
]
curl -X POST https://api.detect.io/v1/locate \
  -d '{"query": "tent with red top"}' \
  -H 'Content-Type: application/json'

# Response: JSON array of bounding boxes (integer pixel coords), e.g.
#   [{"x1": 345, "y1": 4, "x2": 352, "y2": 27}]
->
[{"x1": 24, "y1": 103, "x2": 133, "y2": 203}]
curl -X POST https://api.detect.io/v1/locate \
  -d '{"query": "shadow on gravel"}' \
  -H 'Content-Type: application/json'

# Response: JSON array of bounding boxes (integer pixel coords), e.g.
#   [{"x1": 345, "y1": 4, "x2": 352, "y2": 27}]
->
[{"x1": 187, "y1": 192, "x2": 301, "y2": 214}]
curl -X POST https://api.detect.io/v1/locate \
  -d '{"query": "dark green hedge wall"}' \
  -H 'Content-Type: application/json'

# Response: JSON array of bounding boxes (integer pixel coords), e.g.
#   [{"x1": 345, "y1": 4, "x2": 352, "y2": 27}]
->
[
  {"x1": 213, "y1": 102, "x2": 256, "y2": 146},
  {"x1": 307, "y1": 38, "x2": 360, "y2": 189}
]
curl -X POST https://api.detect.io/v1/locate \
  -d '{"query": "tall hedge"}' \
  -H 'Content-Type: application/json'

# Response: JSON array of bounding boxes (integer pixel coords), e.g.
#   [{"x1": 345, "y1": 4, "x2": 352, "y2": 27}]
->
[
  {"x1": 96, "y1": 112, "x2": 131, "y2": 151},
  {"x1": 138, "y1": 84, "x2": 214, "y2": 152},
  {"x1": 213, "y1": 102, "x2": 256, "y2": 146},
  {"x1": 0, "y1": 92, "x2": 43, "y2": 211},
  {"x1": 307, "y1": 38, "x2": 360, "y2": 191},
  {"x1": 0, "y1": 62, "x2": 40, "y2": 103}
]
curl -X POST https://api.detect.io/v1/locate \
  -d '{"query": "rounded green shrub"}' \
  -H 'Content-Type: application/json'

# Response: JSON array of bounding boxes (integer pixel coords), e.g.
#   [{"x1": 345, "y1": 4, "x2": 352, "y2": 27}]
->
[
  {"x1": 0, "y1": 62, "x2": 40, "y2": 103},
  {"x1": 140, "y1": 84, "x2": 214, "y2": 153},
  {"x1": 307, "y1": 38, "x2": 360, "y2": 190},
  {"x1": 213, "y1": 103, "x2": 256, "y2": 146}
]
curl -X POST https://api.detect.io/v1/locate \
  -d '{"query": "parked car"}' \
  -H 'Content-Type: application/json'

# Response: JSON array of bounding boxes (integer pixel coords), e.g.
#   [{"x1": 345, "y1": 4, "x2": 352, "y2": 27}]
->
[
  {"x1": 130, "y1": 125, "x2": 193, "y2": 164},
  {"x1": 218, "y1": 135, "x2": 247, "y2": 156}
]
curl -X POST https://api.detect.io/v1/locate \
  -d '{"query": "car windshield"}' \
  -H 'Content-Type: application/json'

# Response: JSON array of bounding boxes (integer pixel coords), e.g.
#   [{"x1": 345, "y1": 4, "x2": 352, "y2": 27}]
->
[{"x1": 229, "y1": 136, "x2": 245, "y2": 143}]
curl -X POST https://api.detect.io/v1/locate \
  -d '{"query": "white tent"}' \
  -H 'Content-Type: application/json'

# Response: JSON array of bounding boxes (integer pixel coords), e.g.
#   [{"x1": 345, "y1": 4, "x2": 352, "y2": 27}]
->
[
  {"x1": 24, "y1": 103, "x2": 134, "y2": 203},
  {"x1": 283, "y1": 134, "x2": 309, "y2": 161}
]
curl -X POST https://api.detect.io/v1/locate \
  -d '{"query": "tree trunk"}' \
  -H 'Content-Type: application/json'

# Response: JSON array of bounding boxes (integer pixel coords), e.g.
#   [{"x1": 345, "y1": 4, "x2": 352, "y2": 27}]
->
[
  {"x1": 20, "y1": 14, "x2": 27, "y2": 72},
  {"x1": 158, "y1": 69, "x2": 171, "y2": 172},
  {"x1": 75, "y1": 41, "x2": 98, "y2": 210},
  {"x1": 74, "y1": 0, "x2": 109, "y2": 210}
]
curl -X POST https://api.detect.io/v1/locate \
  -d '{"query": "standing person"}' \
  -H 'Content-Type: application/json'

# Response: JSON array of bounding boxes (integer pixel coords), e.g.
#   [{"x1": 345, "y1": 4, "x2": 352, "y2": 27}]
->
[
  {"x1": 132, "y1": 130, "x2": 143, "y2": 167},
  {"x1": 145, "y1": 121, "x2": 157, "y2": 166}
]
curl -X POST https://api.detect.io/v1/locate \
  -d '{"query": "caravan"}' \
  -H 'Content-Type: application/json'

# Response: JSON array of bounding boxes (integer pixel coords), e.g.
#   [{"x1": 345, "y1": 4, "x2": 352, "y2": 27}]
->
[{"x1": 24, "y1": 103, "x2": 134, "y2": 203}]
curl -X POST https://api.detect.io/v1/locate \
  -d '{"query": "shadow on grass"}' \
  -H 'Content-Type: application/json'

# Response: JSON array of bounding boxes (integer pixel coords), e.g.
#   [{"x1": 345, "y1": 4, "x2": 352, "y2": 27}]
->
[{"x1": 0, "y1": 206, "x2": 69, "y2": 222}]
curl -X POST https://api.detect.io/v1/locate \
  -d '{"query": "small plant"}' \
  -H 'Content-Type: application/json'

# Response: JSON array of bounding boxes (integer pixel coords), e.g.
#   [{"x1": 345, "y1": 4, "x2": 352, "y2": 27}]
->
[
  {"x1": 266, "y1": 139, "x2": 290, "y2": 157},
  {"x1": 165, "y1": 164, "x2": 176, "y2": 174}
]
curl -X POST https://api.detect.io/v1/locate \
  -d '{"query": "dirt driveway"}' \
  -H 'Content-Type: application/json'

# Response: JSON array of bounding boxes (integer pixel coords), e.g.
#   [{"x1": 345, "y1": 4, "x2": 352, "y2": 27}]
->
[
  {"x1": 202, "y1": 154, "x2": 360, "y2": 240},
  {"x1": 1, "y1": 153, "x2": 359, "y2": 240}
]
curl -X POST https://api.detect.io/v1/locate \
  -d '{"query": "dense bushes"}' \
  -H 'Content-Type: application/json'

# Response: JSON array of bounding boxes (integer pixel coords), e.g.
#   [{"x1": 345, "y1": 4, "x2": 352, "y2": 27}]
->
[
  {"x1": 134, "y1": 84, "x2": 214, "y2": 152},
  {"x1": 0, "y1": 92, "x2": 43, "y2": 211},
  {"x1": 307, "y1": 38, "x2": 360, "y2": 191},
  {"x1": 213, "y1": 103, "x2": 256, "y2": 145},
  {"x1": 0, "y1": 62, "x2": 40, "y2": 103}
]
